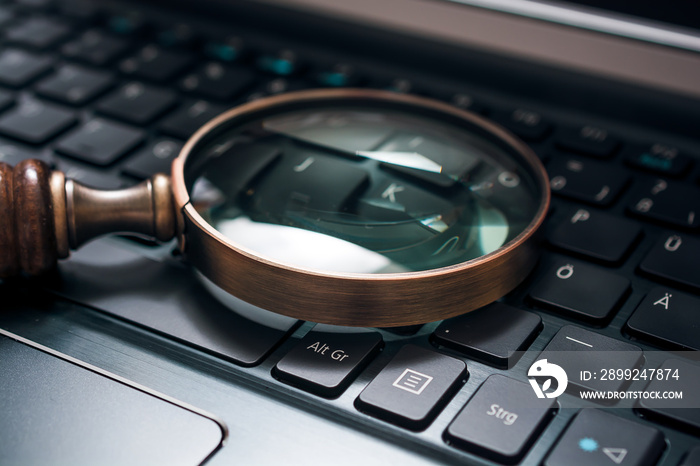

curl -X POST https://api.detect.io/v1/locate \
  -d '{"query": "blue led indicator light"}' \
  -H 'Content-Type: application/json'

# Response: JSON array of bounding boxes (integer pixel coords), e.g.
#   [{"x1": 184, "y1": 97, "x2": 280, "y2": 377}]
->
[{"x1": 578, "y1": 437, "x2": 599, "y2": 452}]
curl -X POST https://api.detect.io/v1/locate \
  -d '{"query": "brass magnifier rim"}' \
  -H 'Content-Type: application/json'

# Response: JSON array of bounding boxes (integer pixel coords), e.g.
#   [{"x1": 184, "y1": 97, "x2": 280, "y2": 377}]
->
[{"x1": 171, "y1": 89, "x2": 550, "y2": 327}]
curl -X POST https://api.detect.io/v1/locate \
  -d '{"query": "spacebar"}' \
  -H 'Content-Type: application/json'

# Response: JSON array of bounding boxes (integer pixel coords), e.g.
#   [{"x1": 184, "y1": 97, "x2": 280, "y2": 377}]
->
[{"x1": 49, "y1": 238, "x2": 298, "y2": 366}]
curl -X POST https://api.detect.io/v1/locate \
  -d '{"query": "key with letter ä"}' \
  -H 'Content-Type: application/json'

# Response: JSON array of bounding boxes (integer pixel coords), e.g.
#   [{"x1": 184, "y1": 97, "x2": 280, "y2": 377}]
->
[{"x1": 625, "y1": 288, "x2": 700, "y2": 350}]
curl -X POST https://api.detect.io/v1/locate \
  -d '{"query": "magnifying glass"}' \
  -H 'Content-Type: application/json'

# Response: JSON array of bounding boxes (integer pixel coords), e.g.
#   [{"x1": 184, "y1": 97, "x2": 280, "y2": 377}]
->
[{"x1": 0, "y1": 89, "x2": 549, "y2": 327}]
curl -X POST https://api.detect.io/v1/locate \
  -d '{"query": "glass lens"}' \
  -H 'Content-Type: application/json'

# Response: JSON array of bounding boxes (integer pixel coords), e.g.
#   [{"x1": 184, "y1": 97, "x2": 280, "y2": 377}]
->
[{"x1": 185, "y1": 98, "x2": 541, "y2": 274}]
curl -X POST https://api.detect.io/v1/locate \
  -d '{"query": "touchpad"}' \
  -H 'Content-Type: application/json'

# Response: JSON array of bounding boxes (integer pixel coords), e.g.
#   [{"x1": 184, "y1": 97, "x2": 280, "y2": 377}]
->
[{"x1": 0, "y1": 330, "x2": 225, "y2": 466}]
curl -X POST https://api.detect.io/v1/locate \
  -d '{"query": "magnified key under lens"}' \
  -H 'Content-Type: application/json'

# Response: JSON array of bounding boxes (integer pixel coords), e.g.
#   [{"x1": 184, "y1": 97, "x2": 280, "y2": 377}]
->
[{"x1": 0, "y1": 89, "x2": 549, "y2": 327}]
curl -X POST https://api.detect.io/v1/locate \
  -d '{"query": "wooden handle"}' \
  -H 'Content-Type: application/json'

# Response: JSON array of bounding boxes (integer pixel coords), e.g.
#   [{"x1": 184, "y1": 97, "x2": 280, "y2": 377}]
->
[{"x1": 0, "y1": 159, "x2": 176, "y2": 278}]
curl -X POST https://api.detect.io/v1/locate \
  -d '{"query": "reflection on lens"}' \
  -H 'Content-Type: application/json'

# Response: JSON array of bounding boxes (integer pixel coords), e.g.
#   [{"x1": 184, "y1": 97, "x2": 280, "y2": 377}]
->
[{"x1": 187, "y1": 104, "x2": 540, "y2": 274}]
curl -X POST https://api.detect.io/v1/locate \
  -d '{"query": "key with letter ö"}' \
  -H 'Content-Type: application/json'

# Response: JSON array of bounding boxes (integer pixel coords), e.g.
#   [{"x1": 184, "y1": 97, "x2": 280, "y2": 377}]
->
[{"x1": 528, "y1": 260, "x2": 630, "y2": 323}]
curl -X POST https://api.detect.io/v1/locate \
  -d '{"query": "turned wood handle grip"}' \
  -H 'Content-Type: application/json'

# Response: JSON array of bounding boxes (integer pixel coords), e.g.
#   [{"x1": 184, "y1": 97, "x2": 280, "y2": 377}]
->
[{"x1": 0, "y1": 159, "x2": 176, "y2": 278}]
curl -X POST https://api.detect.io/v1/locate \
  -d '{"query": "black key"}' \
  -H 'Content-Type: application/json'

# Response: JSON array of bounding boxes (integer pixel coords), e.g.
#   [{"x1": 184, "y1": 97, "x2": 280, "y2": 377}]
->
[
  {"x1": 155, "y1": 23, "x2": 196, "y2": 49},
  {"x1": 624, "y1": 142, "x2": 694, "y2": 177},
  {"x1": 180, "y1": 62, "x2": 256, "y2": 101},
  {"x1": 443, "y1": 92, "x2": 486, "y2": 114},
  {"x1": 5, "y1": 17, "x2": 71, "y2": 49},
  {"x1": 257, "y1": 49, "x2": 301, "y2": 76},
  {"x1": 122, "y1": 138, "x2": 183, "y2": 179},
  {"x1": 119, "y1": 45, "x2": 194, "y2": 83},
  {"x1": 681, "y1": 447, "x2": 700, "y2": 466},
  {"x1": 372, "y1": 76, "x2": 425, "y2": 95},
  {"x1": 62, "y1": 29, "x2": 132, "y2": 66},
  {"x1": 528, "y1": 261, "x2": 630, "y2": 323},
  {"x1": 55, "y1": 119, "x2": 144, "y2": 166},
  {"x1": 636, "y1": 359, "x2": 700, "y2": 434},
  {"x1": 639, "y1": 233, "x2": 700, "y2": 291},
  {"x1": 626, "y1": 287, "x2": 700, "y2": 350},
  {"x1": 494, "y1": 108, "x2": 551, "y2": 141},
  {"x1": 106, "y1": 12, "x2": 146, "y2": 36},
  {"x1": 244, "y1": 77, "x2": 311, "y2": 101},
  {"x1": 0, "y1": 90, "x2": 14, "y2": 113},
  {"x1": 56, "y1": 0, "x2": 101, "y2": 23},
  {"x1": 538, "y1": 325, "x2": 643, "y2": 399},
  {"x1": 0, "y1": 6, "x2": 15, "y2": 28},
  {"x1": 96, "y1": 82, "x2": 176, "y2": 125},
  {"x1": 35, "y1": 64, "x2": 114, "y2": 106},
  {"x1": 374, "y1": 131, "x2": 480, "y2": 188},
  {"x1": 159, "y1": 100, "x2": 227, "y2": 140},
  {"x1": 313, "y1": 63, "x2": 362, "y2": 87},
  {"x1": 203, "y1": 140, "x2": 281, "y2": 195},
  {"x1": 273, "y1": 330, "x2": 383, "y2": 398},
  {"x1": 55, "y1": 160, "x2": 125, "y2": 189},
  {"x1": 251, "y1": 153, "x2": 369, "y2": 214},
  {"x1": 14, "y1": 0, "x2": 53, "y2": 8},
  {"x1": 548, "y1": 157, "x2": 629, "y2": 206},
  {"x1": 545, "y1": 409, "x2": 665, "y2": 466},
  {"x1": 432, "y1": 303, "x2": 541, "y2": 368},
  {"x1": 0, "y1": 139, "x2": 52, "y2": 166},
  {"x1": 445, "y1": 375, "x2": 556, "y2": 463},
  {"x1": 628, "y1": 178, "x2": 700, "y2": 229},
  {"x1": 0, "y1": 49, "x2": 54, "y2": 88},
  {"x1": 358, "y1": 179, "x2": 452, "y2": 223},
  {"x1": 203, "y1": 35, "x2": 244, "y2": 62},
  {"x1": 355, "y1": 345, "x2": 466, "y2": 431},
  {"x1": 0, "y1": 100, "x2": 76, "y2": 145},
  {"x1": 549, "y1": 208, "x2": 642, "y2": 264},
  {"x1": 555, "y1": 125, "x2": 619, "y2": 158}
]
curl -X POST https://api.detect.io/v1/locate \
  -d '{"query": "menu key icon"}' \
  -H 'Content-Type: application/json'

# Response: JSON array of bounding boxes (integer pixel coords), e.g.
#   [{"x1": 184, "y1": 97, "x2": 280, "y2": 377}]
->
[{"x1": 392, "y1": 368, "x2": 434, "y2": 395}]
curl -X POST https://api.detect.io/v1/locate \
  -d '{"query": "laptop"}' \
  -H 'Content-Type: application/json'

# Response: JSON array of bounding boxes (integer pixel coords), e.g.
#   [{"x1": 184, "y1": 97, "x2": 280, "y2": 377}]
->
[{"x1": 0, "y1": 0, "x2": 699, "y2": 464}]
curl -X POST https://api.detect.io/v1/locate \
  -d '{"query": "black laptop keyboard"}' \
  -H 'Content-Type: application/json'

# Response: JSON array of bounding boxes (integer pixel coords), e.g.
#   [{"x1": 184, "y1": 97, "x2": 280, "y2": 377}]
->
[{"x1": 1, "y1": 1, "x2": 699, "y2": 465}]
